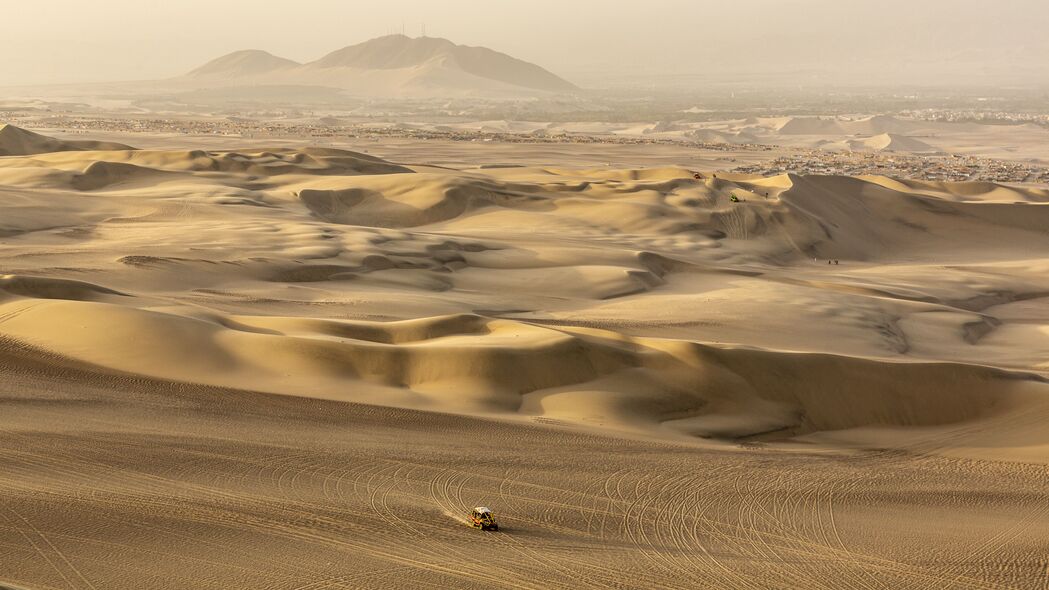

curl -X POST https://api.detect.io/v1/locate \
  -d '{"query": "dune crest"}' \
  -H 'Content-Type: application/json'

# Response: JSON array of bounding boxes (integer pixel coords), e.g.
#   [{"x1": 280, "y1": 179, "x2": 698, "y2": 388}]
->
[
  {"x1": 2, "y1": 293, "x2": 1043, "y2": 445},
  {"x1": 3, "y1": 125, "x2": 1049, "y2": 588},
  {"x1": 847, "y1": 133, "x2": 943, "y2": 154},
  {"x1": 0, "y1": 124, "x2": 135, "y2": 156},
  {"x1": 1, "y1": 130, "x2": 1048, "y2": 461}
]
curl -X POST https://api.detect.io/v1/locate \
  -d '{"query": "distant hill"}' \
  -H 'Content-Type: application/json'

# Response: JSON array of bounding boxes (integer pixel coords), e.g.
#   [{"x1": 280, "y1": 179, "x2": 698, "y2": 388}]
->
[
  {"x1": 0, "y1": 124, "x2": 135, "y2": 156},
  {"x1": 188, "y1": 50, "x2": 301, "y2": 78},
  {"x1": 182, "y1": 35, "x2": 578, "y2": 98}
]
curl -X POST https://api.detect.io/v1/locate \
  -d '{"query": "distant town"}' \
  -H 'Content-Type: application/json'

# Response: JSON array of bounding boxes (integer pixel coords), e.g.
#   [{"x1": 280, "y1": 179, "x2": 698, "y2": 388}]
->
[
  {"x1": 6, "y1": 112, "x2": 1049, "y2": 185},
  {"x1": 734, "y1": 151, "x2": 1049, "y2": 184}
]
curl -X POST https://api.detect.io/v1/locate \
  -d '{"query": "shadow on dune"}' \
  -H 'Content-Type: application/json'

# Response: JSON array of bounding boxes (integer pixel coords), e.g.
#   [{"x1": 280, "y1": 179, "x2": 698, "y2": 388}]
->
[
  {"x1": 299, "y1": 176, "x2": 552, "y2": 228},
  {"x1": 1, "y1": 281, "x2": 1044, "y2": 449}
]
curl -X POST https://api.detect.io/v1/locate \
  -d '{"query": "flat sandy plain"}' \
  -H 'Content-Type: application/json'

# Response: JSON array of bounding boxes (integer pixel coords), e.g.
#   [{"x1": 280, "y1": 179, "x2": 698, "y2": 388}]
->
[{"x1": 1, "y1": 124, "x2": 1048, "y2": 589}]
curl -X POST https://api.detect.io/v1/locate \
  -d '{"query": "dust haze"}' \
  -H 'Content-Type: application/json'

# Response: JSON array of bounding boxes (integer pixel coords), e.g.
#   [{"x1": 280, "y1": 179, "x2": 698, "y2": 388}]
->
[
  {"x1": 2, "y1": 2, "x2": 1049, "y2": 590},
  {"x1": 3, "y1": 0, "x2": 1048, "y2": 87}
]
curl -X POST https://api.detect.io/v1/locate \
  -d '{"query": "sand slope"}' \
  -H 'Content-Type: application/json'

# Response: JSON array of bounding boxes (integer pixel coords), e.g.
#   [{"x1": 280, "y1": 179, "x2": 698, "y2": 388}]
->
[
  {"x1": 2, "y1": 129, "x2": 1049, "y2": 588},
  {"x1": 4, "y1": 286, "x2": 1044, "y2": 444},
  {"x1": 846, "y1": 133, "x2": 943, "y2": 154},
  {"x1": 1, "y1": 129, "x2": 1048, "y2": 456},
  {"x1": 2, "y1": 338, "x2": 1047, "y2": 589},
  {"x1": 0, "y1": 124, "x2": 135, "y2": 156}
]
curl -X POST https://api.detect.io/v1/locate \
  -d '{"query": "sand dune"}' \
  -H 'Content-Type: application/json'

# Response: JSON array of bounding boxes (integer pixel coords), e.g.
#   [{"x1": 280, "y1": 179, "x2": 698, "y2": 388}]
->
[
  {"x1": 776, "y1": 117, "x2": 850, "y2": 135},
  {"x1": 2, "y1": 128, "x2": 1049, "y2": 588},
  {"x1": 777, "y1": 115, "x2": 948, "y2": 137},
  {"x1": 400, "y1": 114, "x2": 1045, "y2": 162},
  {"x1": 1, "y1": 129, "x2": 1048, "y2": 449},
  {"x1": 845, "y1": 133, "x2": 943, "y2": 154},
  {"x1": 3, "y1": 285, "x2": 1046, "y2": 440},
  {"x1": 685, "y1": 128, "x2": 760, "y2": 144},
  {"x1": 4, "y1": 336, "x2": 1047, "y2": 589},
  {"x1": 0, "y1": 124, "x2": 134, "y2": 156}
]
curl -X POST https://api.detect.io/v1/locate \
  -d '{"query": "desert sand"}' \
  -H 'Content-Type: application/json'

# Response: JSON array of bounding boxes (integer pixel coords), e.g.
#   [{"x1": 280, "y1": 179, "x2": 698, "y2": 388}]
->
[
  {"x1": 426, "y1": 115, "x2": 1049, "y2": 164},
  {"x1": 1, "y1": 125, "x2": 1048, "y2": 589}
]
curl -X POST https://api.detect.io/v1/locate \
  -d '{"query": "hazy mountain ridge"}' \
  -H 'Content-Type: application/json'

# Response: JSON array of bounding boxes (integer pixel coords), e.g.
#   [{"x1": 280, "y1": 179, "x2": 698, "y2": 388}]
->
[
  {"x1": 185, "y1": 35, "x2": 577, "y2": 98},
  {"x1": 188, "y1": 49, "x2": 301, "y2": 77}
]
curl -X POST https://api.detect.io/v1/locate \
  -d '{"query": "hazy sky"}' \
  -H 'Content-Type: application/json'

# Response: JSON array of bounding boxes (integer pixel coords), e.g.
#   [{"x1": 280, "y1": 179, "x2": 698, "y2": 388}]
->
[{"x1": 3, "y1": 0, "x2": 1048, "y2": 86}]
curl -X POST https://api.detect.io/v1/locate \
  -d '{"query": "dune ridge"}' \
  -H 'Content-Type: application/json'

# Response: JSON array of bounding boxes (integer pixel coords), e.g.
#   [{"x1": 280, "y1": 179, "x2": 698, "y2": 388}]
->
[
  {"x1": 1, "y1": 285, "x2": 1043, "y2": 443},
  {"x1": 3, "y1": 128, "x2": 1049, "y2": 589},
  {"x1": 2, "y1": 129, "x2": 1049, "y2": 455},
  {"x1": 846, "y1": 133, "x2": 943, "y2": 154},
  {"x1": 1, "y1": 129, "x2": 1048, "y2": 461},
  {"x1": 0, "y1": 123, "x2": 135, "y2": 156}
]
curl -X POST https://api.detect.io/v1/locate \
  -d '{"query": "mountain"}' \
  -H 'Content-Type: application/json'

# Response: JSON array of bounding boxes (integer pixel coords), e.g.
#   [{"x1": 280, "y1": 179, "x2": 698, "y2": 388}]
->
[
  {"x1": 180, "y1": 35, "x2": 578, "y2": 98},
  {"x1": 0, "y1": 124, "x2": 135, "y2": 157},
  {"x1": 188, "y1": 50, "x2": 301, "y2": 78},
  {"x1": 310, "y1": 35, "x2": 577, "y2": 93}
]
